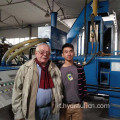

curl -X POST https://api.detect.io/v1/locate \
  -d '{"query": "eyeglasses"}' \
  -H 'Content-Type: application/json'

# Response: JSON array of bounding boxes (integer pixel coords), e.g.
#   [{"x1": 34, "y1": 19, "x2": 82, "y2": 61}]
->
[{"x1": 37, "y1": 50, "x2": 50, "y2": 56}]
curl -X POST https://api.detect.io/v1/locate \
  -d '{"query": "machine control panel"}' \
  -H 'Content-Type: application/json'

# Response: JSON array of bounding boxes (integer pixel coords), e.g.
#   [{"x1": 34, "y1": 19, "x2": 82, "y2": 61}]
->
[{"x1": 0, "y1": 69, "x2": 18, "y2": 108}]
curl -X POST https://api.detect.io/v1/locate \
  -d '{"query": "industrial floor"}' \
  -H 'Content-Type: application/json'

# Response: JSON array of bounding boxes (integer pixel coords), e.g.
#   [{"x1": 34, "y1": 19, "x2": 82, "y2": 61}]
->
[
  {"x1": 83, "y1": 96, "x2": 120, "y2": 120},
  {"x1": 0, "y1": 96, "x2": 120, "y2": 120}
]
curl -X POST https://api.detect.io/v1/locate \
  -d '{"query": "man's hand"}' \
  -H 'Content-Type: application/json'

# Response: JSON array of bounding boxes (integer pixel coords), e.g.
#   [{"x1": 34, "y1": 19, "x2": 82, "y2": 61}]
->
[{"x1": 84, "y1": 102, "x2": 88, "y2": 109}]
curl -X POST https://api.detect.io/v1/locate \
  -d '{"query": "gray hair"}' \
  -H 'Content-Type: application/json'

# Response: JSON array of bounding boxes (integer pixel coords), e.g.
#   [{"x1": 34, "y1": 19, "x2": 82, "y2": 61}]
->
[{"x1": 36, "y1": 43, "x2": 51, "y2": 52}]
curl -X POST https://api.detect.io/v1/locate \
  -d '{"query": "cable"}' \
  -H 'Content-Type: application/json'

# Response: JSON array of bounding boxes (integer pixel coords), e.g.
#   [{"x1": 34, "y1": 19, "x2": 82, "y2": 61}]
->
[{"x1": 83, "y1": 14, "x2": 98, "y2": 66}]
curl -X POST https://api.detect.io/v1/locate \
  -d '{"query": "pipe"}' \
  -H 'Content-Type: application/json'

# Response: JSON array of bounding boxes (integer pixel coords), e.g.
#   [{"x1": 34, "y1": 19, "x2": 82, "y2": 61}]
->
[
  {"x1": 87, "y1": 84, "x2": 120, "y2": 90},
  {"x1": 67, "y1": 1, "x2": 93, "y2": 43},
  {"x1": 87, "y1": 87, "x2": 120, "y2": 93},
  {"x1": 1, "y1": 38, "x2": 40, "y2": 65},
  {"x1": 51, "y1": 12, "x2": 58, "y2": 27},
  {"x1": 6, "y1": 38, "x2": 48, "y2": 65},
  {"x1": 93, "y1": 0, "x2": 98, "y2": 16},
  {"x1": 84, "y1": 0, "x2": 87, "y2": 63}
]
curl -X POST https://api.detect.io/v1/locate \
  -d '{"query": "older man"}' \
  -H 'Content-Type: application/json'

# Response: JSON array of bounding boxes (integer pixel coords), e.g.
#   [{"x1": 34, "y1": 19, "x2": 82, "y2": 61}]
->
[{"x1": 12, "y1": 43, "x2": 63, "y2": 120}]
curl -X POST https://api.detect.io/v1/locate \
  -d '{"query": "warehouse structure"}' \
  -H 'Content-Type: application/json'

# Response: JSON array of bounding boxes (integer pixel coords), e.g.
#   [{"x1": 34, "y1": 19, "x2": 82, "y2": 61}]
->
[{"x1": 0, "y1": 0, "x2": 120, "y2": 120}]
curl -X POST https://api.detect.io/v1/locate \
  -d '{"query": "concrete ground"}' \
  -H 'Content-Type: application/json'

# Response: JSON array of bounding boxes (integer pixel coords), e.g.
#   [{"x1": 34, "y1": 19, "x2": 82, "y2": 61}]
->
[
  {"x1": 0, "y1": 96, "x2": 120, "y2": 120},
  {"x1": 83, "y1": 96, "x2": 120, "y2": 120}
]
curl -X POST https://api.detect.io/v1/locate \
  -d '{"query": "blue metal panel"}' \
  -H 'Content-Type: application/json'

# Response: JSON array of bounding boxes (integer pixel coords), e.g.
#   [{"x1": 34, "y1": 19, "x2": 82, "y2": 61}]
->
[
  {"x1": 38, "y1": 26, "x2": 67, "y2": 50},
  {"x1": 67, "y1": 1, "x2": 93, "y2": 43},
  {"x1": 110, "y1": 71, "x2": 120, "y2": 87},
  {"x1": 84, "y1": 58, "x2": 98, "y2": 85},
  {"x1": 109, "y1": 97, "x2": 120, "y2": 118},
  {"x1": 97, "y1": 1, "x2": 109, "y2": 14},
  {"x1": 110, "y1": 62, "x2": 120, "y2": 88},
  {"x1": 87, "y1": 89, "x2": 120, "y2": 98},
  {"x1": 0, "y1": 66, "x2": 19, "y2": 71},
  {"x1": 88, "y1": 42, "x2": 99, "y2": 54},
  {"x1": 51, "y1": 27, "x2": 67, "y2": 50}
]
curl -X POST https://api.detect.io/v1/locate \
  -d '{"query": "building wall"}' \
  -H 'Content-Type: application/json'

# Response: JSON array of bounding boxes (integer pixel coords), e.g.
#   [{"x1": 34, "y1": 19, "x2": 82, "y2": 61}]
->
[
  {"x1": 0, "y1": 27, "x2": 38, "y2": 38},
  {"x1": 0, "y1": 23, "x2": 69, "y2": 39}
]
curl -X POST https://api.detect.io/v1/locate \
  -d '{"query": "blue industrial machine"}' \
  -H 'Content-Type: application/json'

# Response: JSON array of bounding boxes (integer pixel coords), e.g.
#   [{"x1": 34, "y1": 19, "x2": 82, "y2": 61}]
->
[{"x1": 66, "y1": 0, "x2": 120, "y2": 118}]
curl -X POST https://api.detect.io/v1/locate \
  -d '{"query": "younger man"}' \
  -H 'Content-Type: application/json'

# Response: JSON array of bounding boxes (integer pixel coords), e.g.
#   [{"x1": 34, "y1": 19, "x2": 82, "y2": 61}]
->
[{"x1": 60, "y1": 43, "x2": 88, "y2": 120}]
